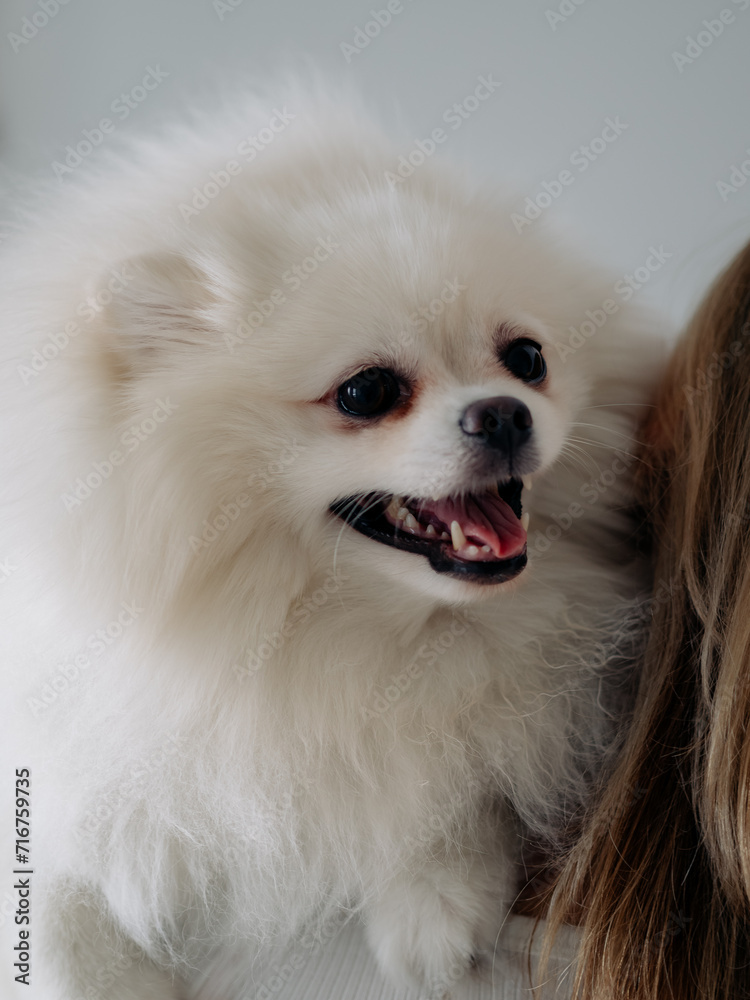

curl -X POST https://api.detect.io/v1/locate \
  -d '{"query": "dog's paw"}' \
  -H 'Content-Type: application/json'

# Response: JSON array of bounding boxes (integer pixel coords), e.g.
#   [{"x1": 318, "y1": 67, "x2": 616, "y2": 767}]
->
[{"x1": 365, "y1": 863, "x2": 508, "y2": 997}]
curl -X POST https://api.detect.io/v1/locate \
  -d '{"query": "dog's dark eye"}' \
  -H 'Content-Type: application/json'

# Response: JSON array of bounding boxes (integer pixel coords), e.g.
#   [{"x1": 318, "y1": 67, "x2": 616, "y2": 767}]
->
[
  {"x1": 502, "y1": 339, "x2": 547, "y2": 385},
  {"x1": 337, "y1": 367, "x2": 401, "y2": 417}
]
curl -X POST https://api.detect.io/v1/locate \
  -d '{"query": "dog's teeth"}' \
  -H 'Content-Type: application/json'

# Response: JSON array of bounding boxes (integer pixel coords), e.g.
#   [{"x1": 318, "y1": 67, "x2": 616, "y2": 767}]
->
[
  {"x1": 441, "y1": 531, "x2": 450, "y2": 541},
  {"x1": 432, "y1": 494, "x2": 441, "y2": 502},
  {"x1": 481, "y1": 544, "x2": 492, "y2": 553},
  {"x1": 397, "y1": 506, "x2": 409, "y2": 521},
  {"x1": 522, "y1": 476, "x2": 532, "y2": 491},
  {"x1": 450, "y1": 520, "x2": 467, "y2": 551},
  {"x1": 425, "y1": 524, "x2": 437, "y2": 537},
  {"x1": 465, "y1": 545, "x2": 479, "y2": 557},
  {"x1": 385, "y1": 498, "x2": 401, "y2": 519},
  {"x1": 521, "y1": 511, "x2": 530, "y2": 530},
  {"x1": 404, "y1": 512, "x2": 419, "y2": 530}
]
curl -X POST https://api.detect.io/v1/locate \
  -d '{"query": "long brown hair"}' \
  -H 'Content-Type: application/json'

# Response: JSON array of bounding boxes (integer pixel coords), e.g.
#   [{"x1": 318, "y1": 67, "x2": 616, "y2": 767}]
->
[{"x1": 544, "y1": 242, "x2": 750, "y2": 998}]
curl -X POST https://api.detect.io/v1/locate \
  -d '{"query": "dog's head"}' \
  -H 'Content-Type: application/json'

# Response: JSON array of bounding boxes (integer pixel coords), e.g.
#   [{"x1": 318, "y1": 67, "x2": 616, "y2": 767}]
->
[{"x1": 89, "y1": 126, "x2": 597, "y2": 608}]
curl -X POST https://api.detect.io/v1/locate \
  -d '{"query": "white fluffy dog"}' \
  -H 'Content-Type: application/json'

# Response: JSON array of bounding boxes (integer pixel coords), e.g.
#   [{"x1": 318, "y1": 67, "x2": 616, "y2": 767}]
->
[{"x1": 0, "y1": 87, "x2": 662, "y2": 999}]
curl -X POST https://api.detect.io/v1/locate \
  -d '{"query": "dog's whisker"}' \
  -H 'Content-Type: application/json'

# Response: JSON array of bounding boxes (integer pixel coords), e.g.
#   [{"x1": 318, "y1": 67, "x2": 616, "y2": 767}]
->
[
  {"x1": 564, "y1": 435, "x2": 637, "y2": 459},
  {"x1": 556, "y1": 446, "x2": 603, "y2": 481},
  {"x1": 568, "y1": 421, "x2": 639, "y2": 446},
  {"x1": 577, "y1": 401, "x2": 656, "y2": 411},
  {"x1": 332, "y1": 493, "x2": 385, "y2": 573}
]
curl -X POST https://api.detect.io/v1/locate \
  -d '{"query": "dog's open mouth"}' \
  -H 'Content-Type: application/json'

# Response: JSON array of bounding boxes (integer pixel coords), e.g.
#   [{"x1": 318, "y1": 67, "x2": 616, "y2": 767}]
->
[{"x1": 330, "y1": 479, "x2": 528, "y2": 583}]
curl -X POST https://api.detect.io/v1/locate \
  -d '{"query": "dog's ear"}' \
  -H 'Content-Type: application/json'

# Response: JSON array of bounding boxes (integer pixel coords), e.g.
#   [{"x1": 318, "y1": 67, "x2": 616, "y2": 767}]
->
[{"x1": 97, "y1": 251, "x2": 226, "y2": 375}]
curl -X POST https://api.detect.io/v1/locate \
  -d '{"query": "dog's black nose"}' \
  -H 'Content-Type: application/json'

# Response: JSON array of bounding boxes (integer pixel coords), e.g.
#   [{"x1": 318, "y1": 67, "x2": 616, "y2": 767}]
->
[{"x1": 460, "y1": 396, "x2": 532, "y2": 453}]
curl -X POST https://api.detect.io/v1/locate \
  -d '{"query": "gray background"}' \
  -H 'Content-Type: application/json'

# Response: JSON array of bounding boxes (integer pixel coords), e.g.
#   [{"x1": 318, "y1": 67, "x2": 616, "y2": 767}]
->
[{"x1": 2, "y1": 0, "x2": 750, "y2": 328}]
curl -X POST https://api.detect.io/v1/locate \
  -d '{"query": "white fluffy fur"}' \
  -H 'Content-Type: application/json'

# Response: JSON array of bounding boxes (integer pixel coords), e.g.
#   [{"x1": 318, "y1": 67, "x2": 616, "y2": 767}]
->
[{"x1": 0, "y1": 85, "x2": 665, "y2": 999}]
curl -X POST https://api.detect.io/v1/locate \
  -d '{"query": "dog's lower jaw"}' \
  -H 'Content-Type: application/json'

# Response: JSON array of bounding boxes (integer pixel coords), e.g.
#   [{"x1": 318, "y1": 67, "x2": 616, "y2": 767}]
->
[{"x1": 339, "y1": 531, "x2": 532, "y2": 606}]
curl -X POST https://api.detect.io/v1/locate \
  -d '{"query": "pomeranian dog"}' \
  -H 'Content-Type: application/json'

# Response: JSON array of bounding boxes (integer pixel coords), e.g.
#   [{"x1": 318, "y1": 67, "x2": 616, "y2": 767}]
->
[{"x1": 0, "y1": 86, "x2": 663, "y2": 999}]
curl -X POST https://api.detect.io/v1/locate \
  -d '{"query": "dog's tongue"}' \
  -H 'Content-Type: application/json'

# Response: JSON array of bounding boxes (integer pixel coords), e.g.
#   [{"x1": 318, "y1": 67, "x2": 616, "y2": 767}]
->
[{"x1": 418, "y1": 493, "x2": 526, "y2": 559}]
